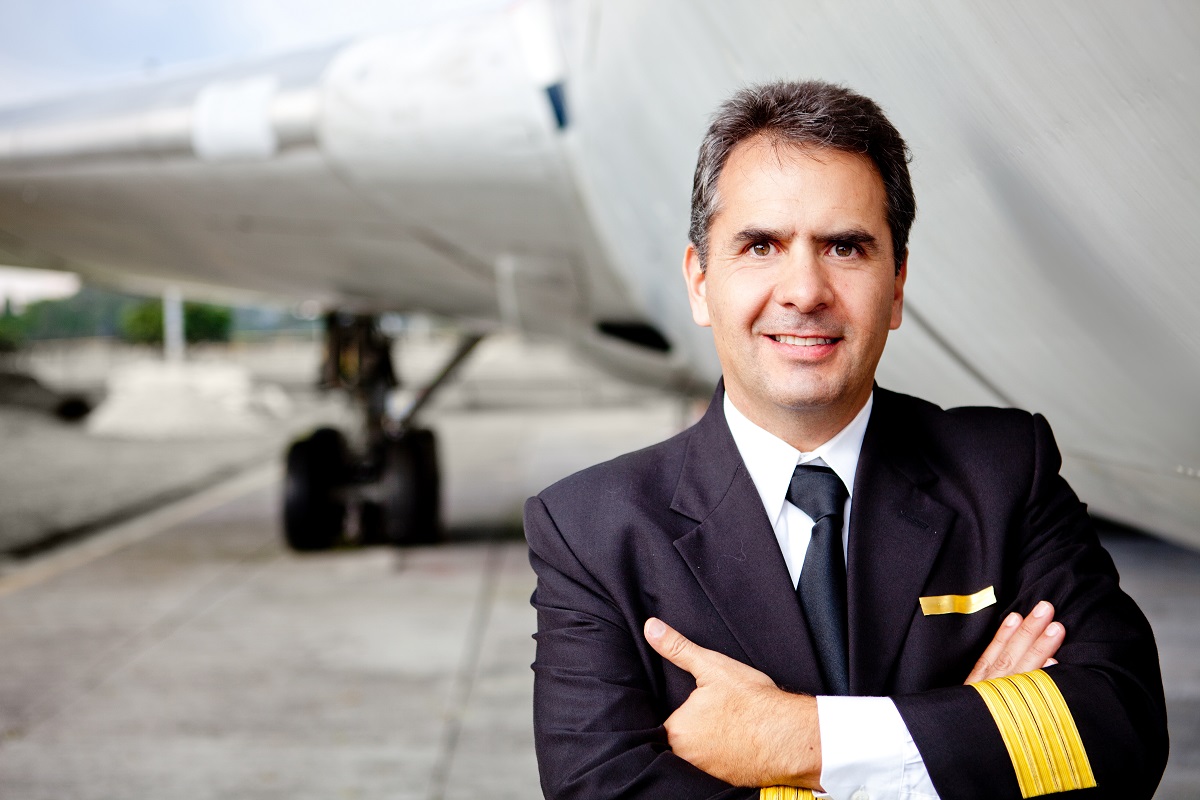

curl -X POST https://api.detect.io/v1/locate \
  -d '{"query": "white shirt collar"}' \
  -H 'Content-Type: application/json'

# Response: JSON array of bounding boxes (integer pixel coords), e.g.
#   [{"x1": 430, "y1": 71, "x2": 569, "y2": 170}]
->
[{"x1": 723, "y1": 391, "x2": 873, "y2": 524}]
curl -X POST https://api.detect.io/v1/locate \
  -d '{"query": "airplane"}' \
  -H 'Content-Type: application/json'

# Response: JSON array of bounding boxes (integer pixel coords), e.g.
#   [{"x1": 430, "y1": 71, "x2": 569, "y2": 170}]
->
[{"x1": 0, "y1": 0, "x2": 1196, "y2": 552}]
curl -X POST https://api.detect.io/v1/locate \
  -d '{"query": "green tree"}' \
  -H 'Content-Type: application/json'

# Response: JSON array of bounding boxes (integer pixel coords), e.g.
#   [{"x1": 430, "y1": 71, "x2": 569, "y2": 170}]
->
[
  {"x1": 21, "y1": 286, "x2": 140, "y2": 340},
  {"x1": 119, "y1": 300, "x2": 233, "y2": 344},
  {"x1": 119, "y1": 301, "x2": 163, "y2": 344},
  {"x1": 184, "y1": 302, "x2": 232, "y2": 343},
  {"x1": 0, "y1": 297, "x2": 26, "y2": 352}
]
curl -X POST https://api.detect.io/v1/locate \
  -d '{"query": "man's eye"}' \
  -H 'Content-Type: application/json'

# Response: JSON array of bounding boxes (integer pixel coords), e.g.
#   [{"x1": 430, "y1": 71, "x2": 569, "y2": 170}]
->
[
  {"x1": 750, "y1": 242, "x2": 772, "y2": 256},
  {"x1": 831, "y1": 243, "x2": 857, "y2": 258}
]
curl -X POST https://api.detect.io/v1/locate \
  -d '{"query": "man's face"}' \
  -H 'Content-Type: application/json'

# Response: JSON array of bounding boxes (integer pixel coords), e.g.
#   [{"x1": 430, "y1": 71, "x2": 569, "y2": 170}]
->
[{"x1": 683, "y1": 136, "x2": 906, "y2": 442}]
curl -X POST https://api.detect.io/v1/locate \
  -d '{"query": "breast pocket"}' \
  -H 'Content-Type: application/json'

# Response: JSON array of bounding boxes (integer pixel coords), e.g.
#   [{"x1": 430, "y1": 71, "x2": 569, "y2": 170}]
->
[{"x1": 896, "y1": 585, "x2": 1002, "y2": 691}]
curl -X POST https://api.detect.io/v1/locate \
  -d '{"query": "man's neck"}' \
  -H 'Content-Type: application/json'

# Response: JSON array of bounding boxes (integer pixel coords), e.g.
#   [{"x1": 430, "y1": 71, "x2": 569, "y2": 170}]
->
[
  {"x1": 723, "y1": 392, "x2": 873, "y2": 526},
  {"x1": 723, "y1": 386, "x2": 873, "y2": 453}
]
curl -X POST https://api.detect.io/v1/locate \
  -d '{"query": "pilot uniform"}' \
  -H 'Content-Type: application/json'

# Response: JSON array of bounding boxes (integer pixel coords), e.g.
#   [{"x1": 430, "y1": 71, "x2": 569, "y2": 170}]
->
[{"x1": 526, "y1": 384, "x2": 1168, "y2": 799}]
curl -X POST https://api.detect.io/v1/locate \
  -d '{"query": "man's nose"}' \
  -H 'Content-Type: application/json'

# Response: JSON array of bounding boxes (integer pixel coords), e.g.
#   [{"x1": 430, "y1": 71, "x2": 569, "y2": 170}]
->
[{"x1": 774, "y1": 251, "x2": 834, "y2": 312}]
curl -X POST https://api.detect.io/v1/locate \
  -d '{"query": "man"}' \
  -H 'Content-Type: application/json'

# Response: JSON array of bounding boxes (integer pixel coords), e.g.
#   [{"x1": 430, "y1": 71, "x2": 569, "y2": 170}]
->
[{"x1": 526, "y1": 81, "x2": 1167, "y2": 799}]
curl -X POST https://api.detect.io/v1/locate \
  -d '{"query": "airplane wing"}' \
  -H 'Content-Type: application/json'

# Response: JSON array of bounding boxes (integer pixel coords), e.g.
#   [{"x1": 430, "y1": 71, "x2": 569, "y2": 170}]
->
[
  {"x1": 0, "y1": 0, "x2": 1197, "y2": 546},
  {"x1": 0, "y1": 7, "x2": 689, "y2": 390}
]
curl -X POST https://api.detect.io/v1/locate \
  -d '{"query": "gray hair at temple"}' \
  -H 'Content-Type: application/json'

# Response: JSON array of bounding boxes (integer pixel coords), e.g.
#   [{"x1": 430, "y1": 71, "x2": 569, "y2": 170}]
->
[{"x1": 688, "y1": 80, "x2": 916, "y2": 274}]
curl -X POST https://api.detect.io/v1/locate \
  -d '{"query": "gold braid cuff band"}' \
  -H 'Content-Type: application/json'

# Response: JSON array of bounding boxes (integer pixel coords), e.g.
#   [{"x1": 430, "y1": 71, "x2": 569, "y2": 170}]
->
[
  {"x1": 760, "y1": 788, "x2": 815, "y2": 800},
  {"x1": 971, "y1": 669, "x2": 1096, "y2": 797}
]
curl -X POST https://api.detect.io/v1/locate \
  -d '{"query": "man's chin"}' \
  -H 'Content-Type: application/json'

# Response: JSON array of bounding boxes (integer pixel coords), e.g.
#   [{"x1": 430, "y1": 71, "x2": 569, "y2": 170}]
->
[
  {"x1": 768, "y1": 384, "x2": 844, "y2": 412},
  {"x1": 766, "y1": 380, "x2": 871, "y2": 418}
]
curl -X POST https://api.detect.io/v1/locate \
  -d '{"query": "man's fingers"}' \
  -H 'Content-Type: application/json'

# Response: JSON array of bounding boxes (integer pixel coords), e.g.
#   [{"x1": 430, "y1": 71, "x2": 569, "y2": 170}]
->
[
  {"x1": 1017, "y1": 621, "x2": 1064, "y2": 673},
  {"x1": 966, "y1": 602, "x2": 1067, "y2": 684},
  {"x1": 1003, "y1": 602, "x2": 1060, "y2": 675},
  {"x1": 965, "y1": 612, "x2": 1022, "y2": 684},
  {"x1": 645, "y1": 617, "x2": 713, "y2": 679}
]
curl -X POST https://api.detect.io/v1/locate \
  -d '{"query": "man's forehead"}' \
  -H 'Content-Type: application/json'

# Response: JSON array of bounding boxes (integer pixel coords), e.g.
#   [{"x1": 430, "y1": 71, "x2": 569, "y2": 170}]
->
[
  {"x1": 713, "y1": 137, "x2": 889, "y2": 225},
  {"x1": 722, "y1": 135, "x2": 879, "y2": 184}
]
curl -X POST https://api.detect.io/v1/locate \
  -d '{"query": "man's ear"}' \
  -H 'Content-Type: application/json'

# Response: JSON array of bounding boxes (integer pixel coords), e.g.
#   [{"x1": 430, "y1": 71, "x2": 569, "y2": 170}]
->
[
  {"x1": 683, "y1": 243, "x2": 712, "y2": 328},
  {"x1": 890, "y1": 250, "x2": 907, "y2": 330}
]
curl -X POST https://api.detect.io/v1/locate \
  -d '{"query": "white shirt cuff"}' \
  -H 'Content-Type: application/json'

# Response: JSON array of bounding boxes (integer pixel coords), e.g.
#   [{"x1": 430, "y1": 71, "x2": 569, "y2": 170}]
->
[{"x1": 816, "y1": 695, "x2": 940, "y2": 800}]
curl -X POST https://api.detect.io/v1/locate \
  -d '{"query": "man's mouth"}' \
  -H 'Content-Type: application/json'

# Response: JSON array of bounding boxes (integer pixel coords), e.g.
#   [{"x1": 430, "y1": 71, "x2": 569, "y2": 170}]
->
[{"x1": 769, "y1": 335, "x2": 839, "y2": 346}]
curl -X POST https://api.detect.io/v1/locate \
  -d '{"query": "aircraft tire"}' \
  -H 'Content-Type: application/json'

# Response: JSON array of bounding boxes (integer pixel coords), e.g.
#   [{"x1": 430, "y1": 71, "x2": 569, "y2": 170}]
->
[
  {"x1": 381, "y1": 427, "x2": 442, "y2": 545},
  {"x1": 283, "y1": 427, "x2": 347, "y2": 551}
]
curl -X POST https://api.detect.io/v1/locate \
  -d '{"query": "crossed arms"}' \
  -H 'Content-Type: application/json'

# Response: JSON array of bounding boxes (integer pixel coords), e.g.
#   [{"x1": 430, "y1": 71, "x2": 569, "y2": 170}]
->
[{"x1": 641, "y1": 603, "x2": 1065, "y2": 791}]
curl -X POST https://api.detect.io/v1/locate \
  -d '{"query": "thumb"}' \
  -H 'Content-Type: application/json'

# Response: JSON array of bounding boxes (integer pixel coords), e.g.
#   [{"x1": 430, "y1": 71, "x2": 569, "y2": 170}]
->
[{"x1": 645, "y1": 617, "x2": 712, "y2": 679}]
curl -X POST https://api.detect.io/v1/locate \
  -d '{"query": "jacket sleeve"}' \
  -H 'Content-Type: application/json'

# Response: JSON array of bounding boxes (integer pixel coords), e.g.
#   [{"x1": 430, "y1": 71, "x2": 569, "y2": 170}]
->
[
  {"x1": 525, "y1": 495, "x2": 757, "y2": 800},
  {"x1": 893, "y1": 413, "x2": 1169, "y2": 799}
]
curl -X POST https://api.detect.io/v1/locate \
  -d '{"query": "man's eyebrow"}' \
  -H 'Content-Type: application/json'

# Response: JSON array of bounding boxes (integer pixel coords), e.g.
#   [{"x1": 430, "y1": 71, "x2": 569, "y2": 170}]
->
[
  {"x1": 729, "y1": 227, "x2": 793, "y2": 246},
  {"x1": 815, "y1": 228, "x2": 880, "y2": 253}
]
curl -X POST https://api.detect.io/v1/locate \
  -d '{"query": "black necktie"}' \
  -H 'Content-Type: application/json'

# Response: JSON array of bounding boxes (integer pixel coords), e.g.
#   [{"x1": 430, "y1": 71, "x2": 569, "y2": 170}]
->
[{"x1": 787, "y1": 463, "x2": 850, "y2": 695}]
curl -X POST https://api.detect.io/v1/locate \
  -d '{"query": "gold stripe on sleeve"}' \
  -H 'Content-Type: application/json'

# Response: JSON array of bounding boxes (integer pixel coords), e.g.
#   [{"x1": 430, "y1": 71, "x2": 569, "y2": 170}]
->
[
  {"x1": 971, "y1": 669, "x2": 1097, "y2": 797},
  {"x1": 919, "y1": 585, "x2": 997, "y2": 615},
  {"x1": 759, "y1": 788, "x2": 814, "y2": 800}
]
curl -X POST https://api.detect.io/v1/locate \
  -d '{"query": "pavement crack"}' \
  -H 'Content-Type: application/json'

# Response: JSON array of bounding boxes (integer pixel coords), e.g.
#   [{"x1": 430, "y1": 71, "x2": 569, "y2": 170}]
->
[{"x1": 426, "y1": 540, "x2": 503, "y2": 800}]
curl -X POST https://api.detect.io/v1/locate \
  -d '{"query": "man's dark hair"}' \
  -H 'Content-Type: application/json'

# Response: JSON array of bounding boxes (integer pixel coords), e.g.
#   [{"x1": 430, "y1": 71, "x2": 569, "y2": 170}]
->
[{"x1": 689, "y1": 80, "x2": 915, "y2": 273}]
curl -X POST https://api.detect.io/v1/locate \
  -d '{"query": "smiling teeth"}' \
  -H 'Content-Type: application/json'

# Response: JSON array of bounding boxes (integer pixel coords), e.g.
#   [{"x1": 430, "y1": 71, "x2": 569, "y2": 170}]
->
[{"x1": 773, "y1": 335, "x2": 835, "y2": 346}]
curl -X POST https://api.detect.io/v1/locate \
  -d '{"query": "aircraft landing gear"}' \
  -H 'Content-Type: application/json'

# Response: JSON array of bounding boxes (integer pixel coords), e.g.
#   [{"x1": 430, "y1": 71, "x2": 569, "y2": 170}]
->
[
  {"x1": 283, "y1": 426, "x2": 348, "y2": 551},
  {"x1": 282, "y1": 314, "x2": 483, "y2": 551},
  {"x1": 360, "y1": 427, "x2": 441, "y2": 545}
]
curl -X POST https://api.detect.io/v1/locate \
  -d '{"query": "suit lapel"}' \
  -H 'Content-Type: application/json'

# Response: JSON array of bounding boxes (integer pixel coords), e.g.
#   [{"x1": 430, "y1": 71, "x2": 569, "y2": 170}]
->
[
  {"x1": 847, "y1": 390, "x2": 957, "y2": 695},
  {"x1": 670, "y1": 384, "x2": 825, "y2": 694}
]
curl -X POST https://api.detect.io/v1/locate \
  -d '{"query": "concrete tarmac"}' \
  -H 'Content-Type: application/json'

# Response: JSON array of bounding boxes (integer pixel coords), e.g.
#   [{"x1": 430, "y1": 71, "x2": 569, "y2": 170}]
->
[{"x1": 0, "y1": 469, "x2": 542, "y2": 799}]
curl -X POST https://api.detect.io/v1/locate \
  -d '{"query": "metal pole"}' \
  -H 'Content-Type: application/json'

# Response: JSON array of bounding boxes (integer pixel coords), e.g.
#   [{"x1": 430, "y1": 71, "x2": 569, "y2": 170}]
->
[{"x1": 163, "y1": 286, "x2": 184, "y2": 363}]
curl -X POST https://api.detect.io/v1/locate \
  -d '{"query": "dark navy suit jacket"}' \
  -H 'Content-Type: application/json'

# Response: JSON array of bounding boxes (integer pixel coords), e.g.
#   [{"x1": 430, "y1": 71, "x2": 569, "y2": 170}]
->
[{"x1": 526, "y1": 385, "x2": 1167, "y2": 799}]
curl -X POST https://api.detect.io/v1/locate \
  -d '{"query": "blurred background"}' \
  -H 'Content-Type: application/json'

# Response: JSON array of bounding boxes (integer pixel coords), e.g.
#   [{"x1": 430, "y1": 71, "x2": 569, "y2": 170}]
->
[{"x1": 0, "y1": 1, "x2": 1196, "y2": 797}]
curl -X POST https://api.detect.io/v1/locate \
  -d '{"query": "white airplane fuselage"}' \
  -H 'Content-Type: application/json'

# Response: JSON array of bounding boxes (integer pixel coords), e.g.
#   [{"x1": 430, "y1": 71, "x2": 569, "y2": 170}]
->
[{"x1": 0, "y1": 0, "x2": 1196, "y2": 545}]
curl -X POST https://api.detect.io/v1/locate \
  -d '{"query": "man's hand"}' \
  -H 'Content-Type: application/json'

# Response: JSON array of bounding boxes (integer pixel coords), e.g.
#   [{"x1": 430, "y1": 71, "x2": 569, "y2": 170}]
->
[
  {"x1": 965, "y1": 600, "x2": 1064, "y2": 684},
  {"x1": 644, "y1": 617, "x2": 822, "y2": 789}
]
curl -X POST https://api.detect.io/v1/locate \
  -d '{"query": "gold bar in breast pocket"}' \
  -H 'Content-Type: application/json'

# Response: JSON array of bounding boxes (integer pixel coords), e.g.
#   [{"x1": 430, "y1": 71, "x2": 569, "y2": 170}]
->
[{"x1": 919, "y1": 585, "x2": 996, "y2": 615}]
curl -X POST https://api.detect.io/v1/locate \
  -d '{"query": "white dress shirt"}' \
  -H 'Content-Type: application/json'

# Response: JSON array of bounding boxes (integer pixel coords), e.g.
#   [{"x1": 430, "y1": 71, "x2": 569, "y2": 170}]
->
[{"x1": 723, "y1": 392, "x2": 940, "y2": 800}]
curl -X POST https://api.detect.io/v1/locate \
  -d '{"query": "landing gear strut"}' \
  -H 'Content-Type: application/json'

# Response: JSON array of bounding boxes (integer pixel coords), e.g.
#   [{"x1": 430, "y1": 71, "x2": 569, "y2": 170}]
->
[{"x1": 282, "y1": 313, "x2": 483, "y2": 551}]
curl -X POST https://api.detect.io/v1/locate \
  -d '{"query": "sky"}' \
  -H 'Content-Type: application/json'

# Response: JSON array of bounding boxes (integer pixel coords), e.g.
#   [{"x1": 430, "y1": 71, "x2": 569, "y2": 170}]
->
[
  {"x1": 0, "y1": 0, "x2": 512, "y2": 107},
  {"x1": 0, "y1": 0, "x2": 512, "y2": 303},
  {"x1": 0, "y1": 267, "x2": 79, "y2": 311}
]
